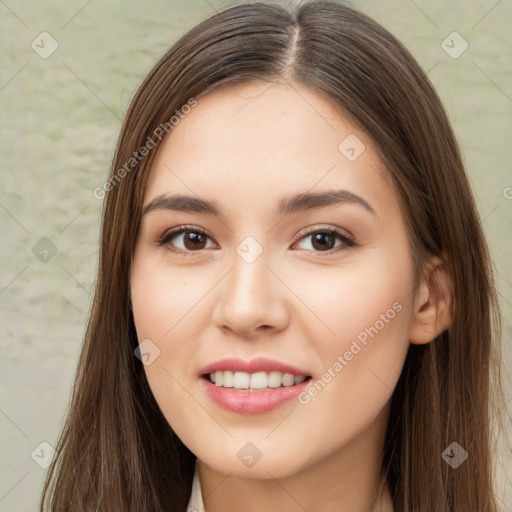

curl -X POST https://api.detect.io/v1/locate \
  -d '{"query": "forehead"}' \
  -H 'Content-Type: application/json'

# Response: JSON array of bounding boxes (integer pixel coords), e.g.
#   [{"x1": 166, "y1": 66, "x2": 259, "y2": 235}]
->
[
  {"x1": 158, "y1": 81, "x2": 358, "y2": 167},
  {"x1": 144, "y1": 81, "x2": 395, "y2": 218}
]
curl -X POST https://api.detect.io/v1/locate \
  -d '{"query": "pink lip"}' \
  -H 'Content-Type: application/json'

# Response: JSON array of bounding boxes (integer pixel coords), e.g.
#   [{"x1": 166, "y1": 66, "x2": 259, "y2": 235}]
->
[
  {"x1": 200, "y1": 376, "x2": 312, "y2": 414},
  {"x1": 199, "y1": 357, "x2": 310, "y2": 377},
  {"x1": 198, "y1": 357, "x2": 312, "y2": 414}
]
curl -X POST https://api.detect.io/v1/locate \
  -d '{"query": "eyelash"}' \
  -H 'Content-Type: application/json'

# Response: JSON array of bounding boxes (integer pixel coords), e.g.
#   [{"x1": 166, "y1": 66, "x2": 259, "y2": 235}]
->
[{"x1": 156, "y1": 224, "x2": 357, "y2": 257}]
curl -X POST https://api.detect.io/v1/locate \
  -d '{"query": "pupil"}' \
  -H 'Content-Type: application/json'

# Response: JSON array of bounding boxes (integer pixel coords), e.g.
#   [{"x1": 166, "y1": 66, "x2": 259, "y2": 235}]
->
[
  {"x1": 313, "y1": 233, "x2": 334, "y2": 251},
  {"x1": 185, "y1": 231, "x2": 206, "y2": 250}
]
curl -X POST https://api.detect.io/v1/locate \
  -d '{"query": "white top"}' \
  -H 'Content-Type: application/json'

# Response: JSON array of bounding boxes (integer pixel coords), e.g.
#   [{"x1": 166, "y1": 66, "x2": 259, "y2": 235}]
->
[{"x1": 186, "y1": 459, "x2": 205, "y2": 512}]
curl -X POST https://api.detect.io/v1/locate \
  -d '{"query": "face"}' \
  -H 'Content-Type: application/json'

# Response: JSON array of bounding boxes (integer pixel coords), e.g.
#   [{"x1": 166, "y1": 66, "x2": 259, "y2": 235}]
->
[{"x1": 130, "y1": 81, "x2": 417, "y2": 479}]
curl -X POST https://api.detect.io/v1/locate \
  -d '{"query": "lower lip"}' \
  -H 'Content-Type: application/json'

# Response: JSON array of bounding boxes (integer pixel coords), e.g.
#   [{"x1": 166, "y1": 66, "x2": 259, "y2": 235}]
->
[{"x1": 200, "y1": 376, "x2": 312, "y2": 414}]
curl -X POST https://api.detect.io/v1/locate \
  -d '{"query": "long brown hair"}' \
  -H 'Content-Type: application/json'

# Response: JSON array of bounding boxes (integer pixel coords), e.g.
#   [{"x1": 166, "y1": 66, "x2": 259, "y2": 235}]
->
[{"x1": 40, "y1": 2, "x2": 508, "y2": 510}]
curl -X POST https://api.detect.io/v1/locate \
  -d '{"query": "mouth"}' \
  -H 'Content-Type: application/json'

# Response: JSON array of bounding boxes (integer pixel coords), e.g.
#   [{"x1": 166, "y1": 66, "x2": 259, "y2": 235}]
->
[
  {"x1": 200, "y1": 371, "x2": 313, "y2": 414},
  {"x1": 198, "y1": 357, "x2": 313, "y2": 413},
  {"x1": 201, "y1": 371, "x2": 313, "y2": 391}
]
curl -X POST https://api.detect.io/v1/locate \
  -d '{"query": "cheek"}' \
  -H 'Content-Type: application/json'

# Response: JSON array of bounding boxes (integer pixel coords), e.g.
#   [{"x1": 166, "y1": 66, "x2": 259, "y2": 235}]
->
[
  {"x1": 290, "y1": 248, "x2": 414, "y2": 435},
  {"x1": 130, "y1": 260, "x2": 207, "y2": 443},
  {"x1": 130, "y1": 253, "x2": 208, "y2": 343},
  {"x1": 130, "y1": 250, "x2": 225, "y2": 421},
  {"x1": 292, "y1": 309, "x2": 410, "y2": 474}
]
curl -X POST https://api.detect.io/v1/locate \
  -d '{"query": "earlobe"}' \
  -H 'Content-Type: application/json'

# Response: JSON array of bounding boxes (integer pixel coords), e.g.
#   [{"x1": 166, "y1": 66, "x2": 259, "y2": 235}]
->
[{"x1": 409, "y1": 255, "x2": 454, "y2": 345}]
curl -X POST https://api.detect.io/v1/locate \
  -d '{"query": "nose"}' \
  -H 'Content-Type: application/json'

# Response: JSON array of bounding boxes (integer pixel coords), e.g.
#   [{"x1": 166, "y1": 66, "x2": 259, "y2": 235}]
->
[{"x1": 211, "y1": 249, "x2": 290, "y2": 338}]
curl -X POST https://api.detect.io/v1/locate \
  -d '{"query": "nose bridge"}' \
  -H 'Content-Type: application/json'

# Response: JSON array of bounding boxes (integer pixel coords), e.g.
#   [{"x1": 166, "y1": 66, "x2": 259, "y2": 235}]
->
[
  {"x1": 228, "y1": 237, "x2": 273, "y2": 315},
  {"x1": 212, "y1": 235, "x2": 288, "y2": 335}
]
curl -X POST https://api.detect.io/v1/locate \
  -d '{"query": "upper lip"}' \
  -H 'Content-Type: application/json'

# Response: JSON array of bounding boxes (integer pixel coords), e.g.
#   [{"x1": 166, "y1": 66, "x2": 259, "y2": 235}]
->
[{"x1": 200, "y1": 357, "x2": 311, "y2": 377}]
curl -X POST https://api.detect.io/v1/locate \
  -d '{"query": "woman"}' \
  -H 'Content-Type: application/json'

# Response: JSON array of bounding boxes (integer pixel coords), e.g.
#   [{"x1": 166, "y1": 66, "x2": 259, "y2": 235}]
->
[{"x1": 40, "y1": 2, "x2": 508, "y2": 510}]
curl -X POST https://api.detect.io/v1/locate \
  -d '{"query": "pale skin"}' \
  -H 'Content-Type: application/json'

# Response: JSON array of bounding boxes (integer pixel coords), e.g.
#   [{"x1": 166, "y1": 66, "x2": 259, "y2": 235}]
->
[{"x1": 130, "y1": 81, "x2": 453, "y2": 511}]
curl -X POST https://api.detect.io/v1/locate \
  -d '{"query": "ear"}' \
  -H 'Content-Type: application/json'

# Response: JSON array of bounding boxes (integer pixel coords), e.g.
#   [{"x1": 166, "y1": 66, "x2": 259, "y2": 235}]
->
[{"x1": 409, "y1": 254, "x2": 454, "y2": 345}]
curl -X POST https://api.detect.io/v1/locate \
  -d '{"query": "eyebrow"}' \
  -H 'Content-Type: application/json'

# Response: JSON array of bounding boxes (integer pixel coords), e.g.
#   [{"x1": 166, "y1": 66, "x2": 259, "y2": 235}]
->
[{"x1": 142, "y1": 189, "x2": 376, "y2": 218}]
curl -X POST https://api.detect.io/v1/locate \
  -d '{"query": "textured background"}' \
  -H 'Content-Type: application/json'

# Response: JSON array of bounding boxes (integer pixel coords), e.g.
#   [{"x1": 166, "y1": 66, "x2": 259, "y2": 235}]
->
[{"x1": 0, "y1": 0, "x2": 511, "y2": 510}]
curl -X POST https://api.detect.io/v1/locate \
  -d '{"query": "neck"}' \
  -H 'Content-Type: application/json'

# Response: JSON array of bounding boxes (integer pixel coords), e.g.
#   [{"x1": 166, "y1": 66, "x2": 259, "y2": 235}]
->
[{"x1": 197, "y1": 402, "x2": 394, "y2": 512}]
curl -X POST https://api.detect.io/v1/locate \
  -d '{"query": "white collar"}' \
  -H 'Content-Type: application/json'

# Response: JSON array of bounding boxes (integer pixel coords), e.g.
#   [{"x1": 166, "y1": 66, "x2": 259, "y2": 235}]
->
[{"x1": 186, "y1": 459, "x2": 205, "y2": 512}]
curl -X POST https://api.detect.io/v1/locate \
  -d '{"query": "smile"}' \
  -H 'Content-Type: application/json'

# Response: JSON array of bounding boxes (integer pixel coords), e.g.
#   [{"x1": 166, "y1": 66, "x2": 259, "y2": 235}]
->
[{"x1": 205, "y1": 370, "x2": 309, "y2": 390}]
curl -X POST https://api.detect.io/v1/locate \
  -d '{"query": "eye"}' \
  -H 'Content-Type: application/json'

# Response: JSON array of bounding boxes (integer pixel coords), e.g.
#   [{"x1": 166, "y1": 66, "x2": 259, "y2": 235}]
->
[
  {"x1": 157, "y1": 225, "x2": 216, "y2": 256},
  {"x1": 292, "y1": 226, "x2": 356, "y2": 255},
  {"x1": 157, "y1": 224, "x2": 357, "y2": 256}
]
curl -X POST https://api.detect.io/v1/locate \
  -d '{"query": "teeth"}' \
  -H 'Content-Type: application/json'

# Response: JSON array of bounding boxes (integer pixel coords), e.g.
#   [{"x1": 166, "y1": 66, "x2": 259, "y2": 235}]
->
[
  {"x1": 208, "y1": 371, "x2": 308, "y2": 390},
  {"x1": 268, "y1": 371, "x2": 282, "y2": 388},
  {"x1": 250, "y1": 371, "x2": 268, "y2": 389},
  {"x1": 222, "y1": 370, "x2": 234, "y2": 387},
  {"x1": 233, "y1": 371, "x2": 250, "y2": 389},
  {"x1": 282, "y1": 373, "x2": 295, "y2": 386}
]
